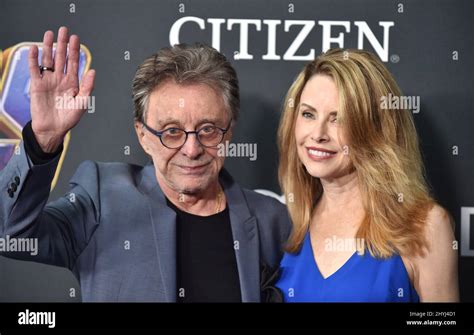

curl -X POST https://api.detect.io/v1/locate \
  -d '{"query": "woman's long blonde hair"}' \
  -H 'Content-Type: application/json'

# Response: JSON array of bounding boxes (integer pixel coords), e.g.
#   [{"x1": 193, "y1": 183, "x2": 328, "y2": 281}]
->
[{"x1": 278, "y1": 48, "x2": 435, "y2": 258}]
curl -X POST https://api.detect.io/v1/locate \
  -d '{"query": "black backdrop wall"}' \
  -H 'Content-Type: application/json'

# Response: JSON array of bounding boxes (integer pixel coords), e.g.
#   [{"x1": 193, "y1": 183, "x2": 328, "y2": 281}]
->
[{"x1": 1, "y1": 0, "x2": 473, "y2": 302}]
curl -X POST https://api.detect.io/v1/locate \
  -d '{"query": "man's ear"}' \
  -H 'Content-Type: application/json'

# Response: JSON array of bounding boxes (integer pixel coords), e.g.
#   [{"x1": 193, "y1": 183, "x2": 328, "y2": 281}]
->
[{"x1": 134, "y1": 121, "x2": 151, "y2": 155}]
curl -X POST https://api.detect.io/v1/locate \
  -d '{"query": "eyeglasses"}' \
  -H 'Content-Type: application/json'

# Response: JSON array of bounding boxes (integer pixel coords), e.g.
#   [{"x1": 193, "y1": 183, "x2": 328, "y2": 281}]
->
[{"x1": 142, "y1": 118, "x2": 232, "y2": 149}]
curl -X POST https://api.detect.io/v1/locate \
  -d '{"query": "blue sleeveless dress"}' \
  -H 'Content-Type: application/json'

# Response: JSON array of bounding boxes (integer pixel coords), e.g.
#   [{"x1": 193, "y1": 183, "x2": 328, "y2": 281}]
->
[{"x1": 275, "y1": 232, "x2": 419, "y2": 302}]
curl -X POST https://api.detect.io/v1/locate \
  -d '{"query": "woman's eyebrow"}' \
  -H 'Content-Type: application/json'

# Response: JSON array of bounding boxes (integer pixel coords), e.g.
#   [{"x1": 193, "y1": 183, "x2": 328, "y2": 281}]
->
[
  {"x1": 299, "y1": 103, "x2": 317, "y2": 111},
  {"x1": 300, "y1": 103, "x2": 338, "y2": 116}
]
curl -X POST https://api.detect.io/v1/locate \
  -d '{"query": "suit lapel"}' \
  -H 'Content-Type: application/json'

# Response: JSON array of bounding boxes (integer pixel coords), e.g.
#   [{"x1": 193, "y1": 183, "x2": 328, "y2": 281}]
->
[
  {"x1": 220, "y1": 169, "x2": 261, "y2": 302},
  {"x1": 139, "y1": 163, "x2": 177, "y2": 302}
]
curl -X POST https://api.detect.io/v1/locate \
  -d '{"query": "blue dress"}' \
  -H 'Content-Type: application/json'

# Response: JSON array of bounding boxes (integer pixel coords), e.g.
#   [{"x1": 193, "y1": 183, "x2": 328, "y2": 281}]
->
[{"x1": 275, "y1": 232, "x2": 419, "y2": 302}]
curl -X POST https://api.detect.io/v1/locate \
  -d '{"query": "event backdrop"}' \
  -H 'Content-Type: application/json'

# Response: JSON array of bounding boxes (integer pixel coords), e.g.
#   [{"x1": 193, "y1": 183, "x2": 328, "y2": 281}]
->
[{"x1": 0, "y1": 0, "x2": 473, "y2": 301}]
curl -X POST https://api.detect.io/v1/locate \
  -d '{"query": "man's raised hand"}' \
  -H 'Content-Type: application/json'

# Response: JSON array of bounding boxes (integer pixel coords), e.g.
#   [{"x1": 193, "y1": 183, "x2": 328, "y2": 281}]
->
[{"x1": 28, "y1": 26, "x2": 95, "y2": 153}]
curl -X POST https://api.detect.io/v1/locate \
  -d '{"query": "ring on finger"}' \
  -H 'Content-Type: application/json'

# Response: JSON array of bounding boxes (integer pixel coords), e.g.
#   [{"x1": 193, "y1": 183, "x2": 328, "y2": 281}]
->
[{"x1": 39, "y1": 65, "x2": 54, "y2": 75}]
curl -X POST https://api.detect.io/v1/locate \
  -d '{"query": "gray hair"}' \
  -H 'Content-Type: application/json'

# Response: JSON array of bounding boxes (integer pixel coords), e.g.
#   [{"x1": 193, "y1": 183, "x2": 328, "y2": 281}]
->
[{"x1": 132, "y1": 43, "x2": 240, "y2": 124}]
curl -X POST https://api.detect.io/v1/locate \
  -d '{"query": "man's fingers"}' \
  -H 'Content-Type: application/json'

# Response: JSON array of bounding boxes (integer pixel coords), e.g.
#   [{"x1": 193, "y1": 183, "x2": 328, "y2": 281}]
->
[
  {"x1": 28, "y1": 45, "x2": 41, "y2": 80},
  {"x1": 54, "y1": 26, "x2": 69, "y2": 74},
  {"x1": 66, "y1": 35, "x2": 80, "y2": 78},
  {"x1": 41, "y1": 30, "x2": 54, "y2": 68},
  {"x1": 78, "y1": 69, "x2": 96, "y2": 97}
]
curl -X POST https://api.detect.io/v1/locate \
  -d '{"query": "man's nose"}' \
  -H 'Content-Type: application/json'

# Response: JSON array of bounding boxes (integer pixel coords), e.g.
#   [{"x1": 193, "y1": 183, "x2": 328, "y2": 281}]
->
[{"x1": 180, "y1": 133, "x2": 204, "y2": 158}]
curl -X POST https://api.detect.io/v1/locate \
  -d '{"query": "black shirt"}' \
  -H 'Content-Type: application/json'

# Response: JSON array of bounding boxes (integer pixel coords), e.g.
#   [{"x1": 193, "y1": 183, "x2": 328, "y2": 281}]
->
[
  {"x1": 22, "y1": 121, "x2": 63, "y2": 164},
  {"x1": 166, "y1": 198, "x2": 242, "y2": 302}
]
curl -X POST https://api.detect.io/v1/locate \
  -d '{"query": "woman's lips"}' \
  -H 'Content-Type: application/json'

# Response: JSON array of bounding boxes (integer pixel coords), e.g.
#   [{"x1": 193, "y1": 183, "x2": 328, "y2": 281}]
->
[{"x1": 306, "y1": 147, "x2": 337, "y2": 161}]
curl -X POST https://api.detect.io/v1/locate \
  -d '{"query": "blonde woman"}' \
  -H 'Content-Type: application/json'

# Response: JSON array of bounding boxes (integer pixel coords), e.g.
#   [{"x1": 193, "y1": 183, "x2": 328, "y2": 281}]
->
[{"x1": 275, "y1": 48, "x2": 459, "y2": 302}]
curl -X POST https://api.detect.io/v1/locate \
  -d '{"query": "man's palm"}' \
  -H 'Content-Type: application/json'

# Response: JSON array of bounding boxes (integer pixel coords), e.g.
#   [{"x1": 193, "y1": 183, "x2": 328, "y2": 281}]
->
[{"x1": 28, "y1": 27, "x2": 95, "y2": 152}]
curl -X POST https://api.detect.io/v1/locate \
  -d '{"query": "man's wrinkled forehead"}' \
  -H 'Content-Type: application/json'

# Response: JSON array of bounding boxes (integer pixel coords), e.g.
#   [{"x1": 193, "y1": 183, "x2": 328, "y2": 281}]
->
[{"x1": 146, "y1": 81, "x2": 227, "y2": 125}]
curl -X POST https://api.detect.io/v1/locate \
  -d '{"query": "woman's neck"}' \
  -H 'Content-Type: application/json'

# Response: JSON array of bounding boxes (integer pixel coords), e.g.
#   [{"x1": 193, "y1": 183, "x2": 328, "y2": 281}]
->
[{"x1": 317, "y1": 171, "x2": 364, "y2": 218}]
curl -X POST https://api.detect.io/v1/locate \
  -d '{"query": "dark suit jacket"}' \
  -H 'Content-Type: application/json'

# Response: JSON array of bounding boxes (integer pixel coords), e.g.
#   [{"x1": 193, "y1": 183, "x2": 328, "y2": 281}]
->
[{"x1": 0, "y1": 142, "x2": 291, "y2": 301}]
